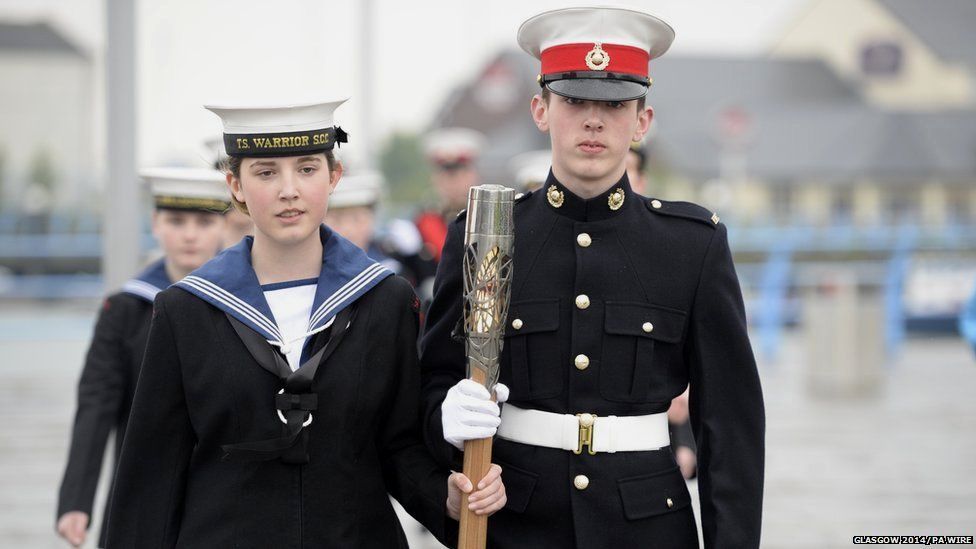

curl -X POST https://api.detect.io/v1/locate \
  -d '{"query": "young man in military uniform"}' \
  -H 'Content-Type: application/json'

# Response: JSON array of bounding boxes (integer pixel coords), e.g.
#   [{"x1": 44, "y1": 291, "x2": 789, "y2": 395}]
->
[{"x1": 420, "y1": 7, "x2": 764, "y2": 548}]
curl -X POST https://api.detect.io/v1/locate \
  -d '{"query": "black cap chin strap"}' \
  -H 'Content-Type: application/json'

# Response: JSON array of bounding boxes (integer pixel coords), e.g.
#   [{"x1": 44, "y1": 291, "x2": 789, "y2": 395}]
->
[{"x1": 221, "y1": 305, "x2": 357, "y2": 464}]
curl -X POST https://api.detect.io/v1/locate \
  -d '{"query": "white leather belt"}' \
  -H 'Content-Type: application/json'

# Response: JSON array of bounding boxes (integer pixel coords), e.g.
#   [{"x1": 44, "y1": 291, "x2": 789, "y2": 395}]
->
[{"x1": 497, "y1": 405, "x2": 670, "y2": 454}]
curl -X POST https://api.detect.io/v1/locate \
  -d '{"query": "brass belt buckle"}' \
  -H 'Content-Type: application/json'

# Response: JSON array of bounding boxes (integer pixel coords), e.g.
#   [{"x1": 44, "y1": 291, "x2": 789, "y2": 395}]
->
[{"x1": 574, "y1": 413, "x2": 597, "y2": 455}]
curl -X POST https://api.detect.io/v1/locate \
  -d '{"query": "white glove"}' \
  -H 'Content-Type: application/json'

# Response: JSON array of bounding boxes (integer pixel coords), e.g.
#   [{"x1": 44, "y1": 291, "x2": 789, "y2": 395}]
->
[{"x1": 441, "y1": 379, "x2": 510, "y2": 450}]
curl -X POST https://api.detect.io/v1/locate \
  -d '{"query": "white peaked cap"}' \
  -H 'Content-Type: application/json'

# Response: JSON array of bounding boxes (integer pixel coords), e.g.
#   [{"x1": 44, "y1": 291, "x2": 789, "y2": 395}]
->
[
  {"x1": 517, "y1": 6, "x2": 674, "y2": 60},
  {"x1": 517, "y1": 6, "x2": 675, "y2": 101}
]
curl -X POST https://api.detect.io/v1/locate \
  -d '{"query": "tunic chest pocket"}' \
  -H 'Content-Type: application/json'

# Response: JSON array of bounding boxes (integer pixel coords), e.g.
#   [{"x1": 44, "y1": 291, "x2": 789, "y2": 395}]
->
[
  {"x1": 502, "y1": 298, "x2": 563, "y2": 399},
  {"x1": 600, "y1": 302, "x2": 687, "y2": 404}
]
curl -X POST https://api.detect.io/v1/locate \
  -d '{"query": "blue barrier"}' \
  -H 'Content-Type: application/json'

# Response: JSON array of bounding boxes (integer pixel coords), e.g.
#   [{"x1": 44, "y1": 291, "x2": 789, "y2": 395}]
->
[
  {"x1": 884, "y1": 226, "x2": 916, "y2": 358},
  {"x1": 755, "y1": 237, "x2": 794, "y2": 361}
]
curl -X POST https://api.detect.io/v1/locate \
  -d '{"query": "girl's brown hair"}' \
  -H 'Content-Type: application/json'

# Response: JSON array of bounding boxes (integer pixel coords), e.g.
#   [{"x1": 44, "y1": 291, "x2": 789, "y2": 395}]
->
[{"x1": 222, "y1": 151, "x2": 337, "y2": 215}]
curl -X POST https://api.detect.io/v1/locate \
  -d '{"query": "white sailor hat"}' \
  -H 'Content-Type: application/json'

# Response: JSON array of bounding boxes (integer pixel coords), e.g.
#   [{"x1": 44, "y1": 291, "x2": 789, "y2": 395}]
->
[
  {"x1": 423, "y1": 127, "x2": 486, "y2": 167},
  {"x1": 329, "y1": 171, "x2": 384, "y2": 209},
  {"x1": 509, "y1": 150, "x2": 552, "y2": 192},
  {"x1": 141, "y1": 167, "x2": 231, "y2": 213},
  {"x1": 517, "y1": 6, "x2": 675, "y2": 102},
  {"x1": 204, "y1": 98, "x2": 348, "y2": 158}
]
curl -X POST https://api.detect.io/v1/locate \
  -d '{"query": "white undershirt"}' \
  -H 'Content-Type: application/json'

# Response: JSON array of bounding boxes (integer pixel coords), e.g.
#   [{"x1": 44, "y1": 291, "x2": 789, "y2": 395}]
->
[{"x1": 263, "y1": 281, "x2": 317, "y2": 371}]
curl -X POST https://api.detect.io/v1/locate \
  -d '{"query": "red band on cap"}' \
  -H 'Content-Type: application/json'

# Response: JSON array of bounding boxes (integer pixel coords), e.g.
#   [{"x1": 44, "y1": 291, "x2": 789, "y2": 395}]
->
[{"x1": 541, "y1": 43, "x2": 649, "y2": 77}]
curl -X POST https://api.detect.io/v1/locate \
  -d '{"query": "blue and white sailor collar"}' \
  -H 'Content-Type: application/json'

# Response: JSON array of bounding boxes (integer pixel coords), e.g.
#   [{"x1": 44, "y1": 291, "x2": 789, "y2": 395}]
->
[
  {"x1": 121, "y1": 258, "x2": 172, "y2": 303},
  {"x1": 176, "y1": 224, "x2": 393, "y2": 348}
]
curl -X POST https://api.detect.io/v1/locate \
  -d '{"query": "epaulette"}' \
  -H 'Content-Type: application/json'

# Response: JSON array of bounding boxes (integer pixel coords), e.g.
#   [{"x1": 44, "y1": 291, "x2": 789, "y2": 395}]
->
[
  {"x1": 645, "y1": 198, "x2": 720, "y2": 228},
  {"x1": 513, "y1": 189, "x2": 534, "y2": 204}
]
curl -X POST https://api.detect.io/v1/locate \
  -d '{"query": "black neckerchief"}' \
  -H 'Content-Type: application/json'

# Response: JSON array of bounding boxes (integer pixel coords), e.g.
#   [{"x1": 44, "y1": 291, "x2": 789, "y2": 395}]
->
[{"x1": 221, "y1": 305, "x2": 357, "y2": 464}]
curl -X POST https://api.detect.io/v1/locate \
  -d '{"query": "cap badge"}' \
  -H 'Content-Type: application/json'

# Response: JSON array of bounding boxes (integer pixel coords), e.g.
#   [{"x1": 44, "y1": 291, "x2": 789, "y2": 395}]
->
[
  {"x1": 608, "y1": 188, "x2": 625, "y2": 211},
  {"x1": 547, "y1": 185, "x2": 564, "y2": 208},
  {"x1": 585, "y1": 43, "x2": 611, "y2": 71}
]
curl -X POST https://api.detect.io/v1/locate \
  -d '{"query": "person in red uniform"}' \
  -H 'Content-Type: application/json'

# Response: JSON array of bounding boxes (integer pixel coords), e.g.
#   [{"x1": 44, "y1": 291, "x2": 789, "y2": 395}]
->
[{"x1": 415, "y1": 127, "x2": 486, "y2": 264}]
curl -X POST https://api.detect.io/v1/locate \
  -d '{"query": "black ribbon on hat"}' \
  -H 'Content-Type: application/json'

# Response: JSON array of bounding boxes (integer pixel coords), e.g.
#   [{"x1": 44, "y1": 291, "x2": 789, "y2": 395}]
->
[
  {"x1": 333, "y1": 126, "x2": 348, "y2": 148},
  {"x1": 224, "y1": 125, "x2": 349, "y2": 157}
]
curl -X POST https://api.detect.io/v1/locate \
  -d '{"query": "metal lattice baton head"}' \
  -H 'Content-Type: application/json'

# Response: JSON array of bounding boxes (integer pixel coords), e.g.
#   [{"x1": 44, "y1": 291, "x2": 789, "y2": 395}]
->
[{"x1": 462, "y1": 185, "x2": 514, "y2": 392}]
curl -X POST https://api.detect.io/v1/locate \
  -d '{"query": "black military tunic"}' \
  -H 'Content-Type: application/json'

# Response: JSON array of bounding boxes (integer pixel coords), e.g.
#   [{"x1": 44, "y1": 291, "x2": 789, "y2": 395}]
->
[
  {"x1": 106, "y1": 230, "x2": 455, "y2": 548},
  {"x1": 421, "y1": 173, "x2": 765, "y2": 548},
  {"x1": 57, "y1": 260, "x2": 169, "y2": 548}
]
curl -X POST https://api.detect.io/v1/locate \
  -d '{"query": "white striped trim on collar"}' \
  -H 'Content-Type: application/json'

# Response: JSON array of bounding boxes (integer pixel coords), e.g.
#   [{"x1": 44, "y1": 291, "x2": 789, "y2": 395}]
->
[
  {"x1": 307, "y1": 262, "x2": 390, "y2": 330},
  {"x1": 121, "y1": 280, "x2": 162, "y2": 302},
  {"x1": 179, "y1": 275, "x2": 283, "y2": 342}
]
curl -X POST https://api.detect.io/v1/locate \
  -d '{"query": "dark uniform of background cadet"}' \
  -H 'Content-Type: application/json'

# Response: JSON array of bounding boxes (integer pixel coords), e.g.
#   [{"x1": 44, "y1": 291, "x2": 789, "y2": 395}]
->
[
  {"x1": 421, "y1": 7, "x2": 764, "y2": 549},
  {"x1": 56, "y1": 168, "x2": 229, "y2": 548}
]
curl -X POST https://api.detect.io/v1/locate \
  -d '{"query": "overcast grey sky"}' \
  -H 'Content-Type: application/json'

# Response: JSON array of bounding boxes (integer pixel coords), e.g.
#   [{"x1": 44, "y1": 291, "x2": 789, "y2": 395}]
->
[{"x1": 1, "y1": 0, "x2": 806, "y2": 169}]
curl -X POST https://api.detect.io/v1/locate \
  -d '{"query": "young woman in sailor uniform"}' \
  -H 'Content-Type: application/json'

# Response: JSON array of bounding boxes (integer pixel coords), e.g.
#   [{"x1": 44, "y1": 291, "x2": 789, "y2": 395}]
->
[
  {"x1": 105, "y1": 99, "x2": 506, "y2": 548},
  {"x1": 57, "y1": 168, "x2": 228, "y2": 548}
]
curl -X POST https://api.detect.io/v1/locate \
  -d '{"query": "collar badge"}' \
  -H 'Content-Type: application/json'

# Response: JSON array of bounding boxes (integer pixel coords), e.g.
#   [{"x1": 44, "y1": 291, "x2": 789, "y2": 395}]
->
[
  {"x1": 547, "y1": 185, "x2": 564, "y2": 208},
  {"x1": 608, "y1": 188, "x2": 625, "y2": 211}
]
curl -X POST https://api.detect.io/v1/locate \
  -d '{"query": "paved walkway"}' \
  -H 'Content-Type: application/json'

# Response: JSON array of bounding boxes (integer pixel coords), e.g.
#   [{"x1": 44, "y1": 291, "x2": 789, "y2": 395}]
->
[{"x1": 1, "y1": 304, "x2": 973, "y2": 547}]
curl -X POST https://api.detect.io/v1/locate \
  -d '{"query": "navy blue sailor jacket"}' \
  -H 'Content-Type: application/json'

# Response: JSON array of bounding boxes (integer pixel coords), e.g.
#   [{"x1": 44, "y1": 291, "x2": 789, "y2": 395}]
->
[
  {"x1": 106, "y1": 227, "x2": 456, "y2": 549},
  {"x1": 420, "y1": 172, "x2": 765, "y2": 549}
]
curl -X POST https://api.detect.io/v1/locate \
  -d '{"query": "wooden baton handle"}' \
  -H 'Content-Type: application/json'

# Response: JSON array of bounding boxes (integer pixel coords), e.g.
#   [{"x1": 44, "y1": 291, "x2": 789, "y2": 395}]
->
[{"x1": 458, "y1": 369, "x2": 494, "y2": 549}]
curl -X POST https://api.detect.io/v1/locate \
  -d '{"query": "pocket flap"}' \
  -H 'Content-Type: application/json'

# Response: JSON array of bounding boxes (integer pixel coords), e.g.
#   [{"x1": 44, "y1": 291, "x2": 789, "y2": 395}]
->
[
  {"x1": 504, "y1": 299, "x2": 560, "y2": 337},
  {"x1": 604, "y1": 302, "x2": 686, "y2": 343},
  {"x1": 497, "y1": 461, "x2": 538, "y2": 513},
  {"x1": 618, "y1": 466, "x2": 690, "y2": 520}
]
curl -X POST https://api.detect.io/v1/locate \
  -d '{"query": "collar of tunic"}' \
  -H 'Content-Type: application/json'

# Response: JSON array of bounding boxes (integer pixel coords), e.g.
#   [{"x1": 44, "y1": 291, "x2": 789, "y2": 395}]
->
[
  {"x1": 175, "y1": 224, "x2": 392, "y2": 346},
  {"x1": 121, "y1": 258, "x2": 172, "y2": 303},
  {"x1": 543, "y1": 171, "x2": 635, "y2": 222}
]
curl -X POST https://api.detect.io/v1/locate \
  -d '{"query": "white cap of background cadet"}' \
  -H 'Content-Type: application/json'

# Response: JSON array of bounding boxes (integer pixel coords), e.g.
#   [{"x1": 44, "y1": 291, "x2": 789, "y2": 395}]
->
[
  {"x1": 422, "y1": 127, "x2": 486, "y2": 167},
  {"x1": 140, "y1": 167, "x2": 231, "y2": 213},
  {"x1": 329, "y1": 171, "x2": 385, "y2": 210},
  {"x1": 509, "y1": 150, "x2": 552, "y2": 192}
]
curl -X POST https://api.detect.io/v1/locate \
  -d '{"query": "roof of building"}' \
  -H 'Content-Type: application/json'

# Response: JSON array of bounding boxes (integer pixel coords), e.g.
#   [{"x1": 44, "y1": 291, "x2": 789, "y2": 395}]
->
[
  {"x1": 649, "y1": 55, "x2": 861, "y2": 107},
  {"x1": 432, "y1": 49, "x2": 976, "y2": 184},
  {"x1": 653, "y1": 104, "x2": 976, "y2": 182},
  {"x1": 0, "y1": 21, "x2": 84, "y2": 57},
  {"x1": 879, "y1": 0, "x2": 976, "y2": 68}
]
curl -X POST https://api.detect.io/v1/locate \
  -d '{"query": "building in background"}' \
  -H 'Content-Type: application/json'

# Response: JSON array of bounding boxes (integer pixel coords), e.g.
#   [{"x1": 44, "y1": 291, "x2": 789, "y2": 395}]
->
[
  {"x1": 0, "y1": 21, "x2": 95, "y2": 218},
  {"x1": 425, "y1": 0, "x2": 976, "y2": 339},
  {"x1": 429, "y1": 1, "x2": 976, "y2": 230},
  {"x1": 771, "y1": 0, "x2": 975, "y2": 111}
]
